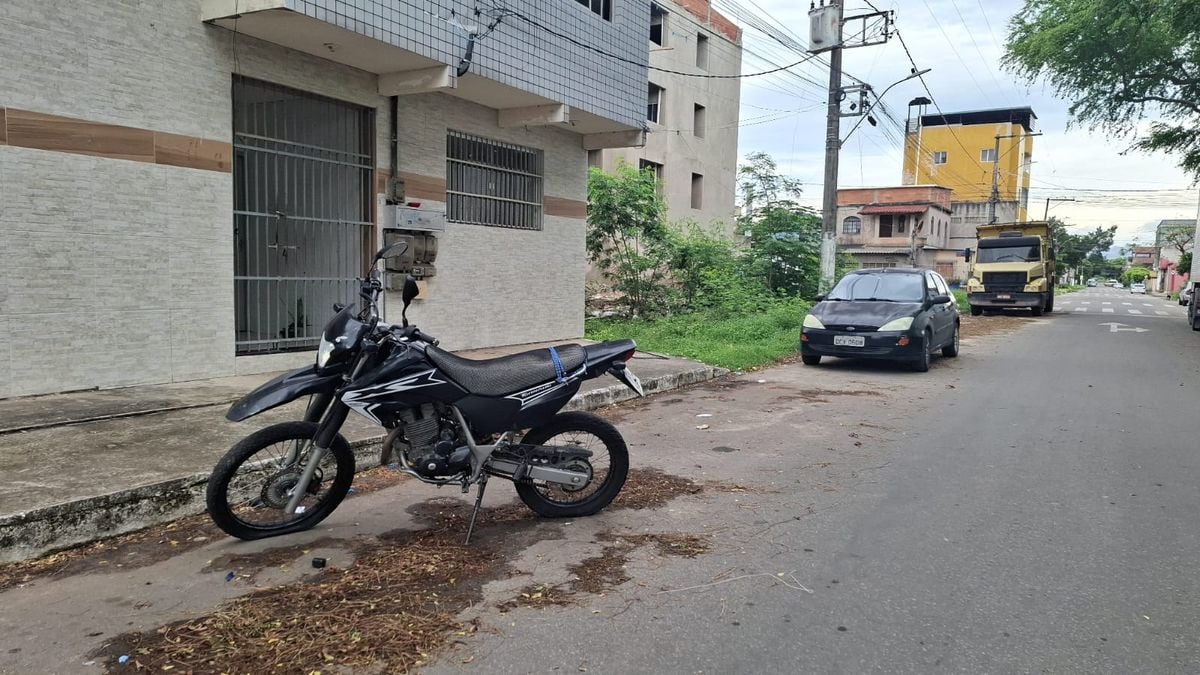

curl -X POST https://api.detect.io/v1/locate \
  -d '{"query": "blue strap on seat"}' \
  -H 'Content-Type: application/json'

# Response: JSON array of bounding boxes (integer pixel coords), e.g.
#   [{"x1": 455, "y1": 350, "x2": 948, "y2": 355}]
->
[{"x1": 548, "y1": 346, "x2": 566, "y2": 383}]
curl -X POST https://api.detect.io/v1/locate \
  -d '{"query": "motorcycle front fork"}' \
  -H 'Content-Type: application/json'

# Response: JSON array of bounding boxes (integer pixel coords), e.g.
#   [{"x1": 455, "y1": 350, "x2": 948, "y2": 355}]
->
[{"x1": 284, "y1": 399, "x2": 350, "y2": 514}]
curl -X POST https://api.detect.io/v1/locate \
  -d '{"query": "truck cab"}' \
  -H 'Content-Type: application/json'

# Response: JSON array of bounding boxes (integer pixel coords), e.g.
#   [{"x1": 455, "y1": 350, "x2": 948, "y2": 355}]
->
[{"x1": 965, "y1": 223, "x2": 1057, "y2": 316}]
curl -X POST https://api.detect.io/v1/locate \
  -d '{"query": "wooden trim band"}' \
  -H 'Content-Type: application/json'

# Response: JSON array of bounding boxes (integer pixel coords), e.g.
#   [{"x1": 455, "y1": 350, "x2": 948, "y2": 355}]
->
[{"x1": 0, "y1": 107, "x2": 231, "y2": 172}]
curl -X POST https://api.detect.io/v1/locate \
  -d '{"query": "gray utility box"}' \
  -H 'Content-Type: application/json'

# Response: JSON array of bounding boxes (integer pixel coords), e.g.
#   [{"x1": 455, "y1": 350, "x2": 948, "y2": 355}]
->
[
  {"x1": 381, "y1": 205, "x2": 446, "y2": 232},
  {"x1": 383, "y1": 229, "x2": 439, "y2": 288}
]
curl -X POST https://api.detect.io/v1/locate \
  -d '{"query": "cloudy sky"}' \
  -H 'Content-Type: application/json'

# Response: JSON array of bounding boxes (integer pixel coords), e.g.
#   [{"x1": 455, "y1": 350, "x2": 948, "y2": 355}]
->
[{"x1": 726, "y1": 0, "x2": 1198, "y2": 246}]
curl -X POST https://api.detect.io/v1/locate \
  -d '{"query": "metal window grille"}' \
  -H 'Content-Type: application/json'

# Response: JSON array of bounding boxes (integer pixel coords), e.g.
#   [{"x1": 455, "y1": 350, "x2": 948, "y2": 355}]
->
[
  {"x1": 232, "y1": 76, "x2": 375, "y2": 356},
  {"x1": 446, "y1": 131, "x2": 544, "y2": 231},
  {"x1": 842, "y1": 216, "x2": 862, "y2": 235}
]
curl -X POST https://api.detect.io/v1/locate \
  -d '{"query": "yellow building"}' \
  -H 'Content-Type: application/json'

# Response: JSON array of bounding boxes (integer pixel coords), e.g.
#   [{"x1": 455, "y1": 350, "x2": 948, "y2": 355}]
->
[{"x1": 902, "y1": 107, "x2": 1036, "y2": 222}]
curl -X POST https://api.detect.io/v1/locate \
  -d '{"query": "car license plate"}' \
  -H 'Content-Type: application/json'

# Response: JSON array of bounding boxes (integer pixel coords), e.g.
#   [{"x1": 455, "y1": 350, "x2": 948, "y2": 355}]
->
[
  {"x1": 833, "y1": 335, "x2": 865, "y2": 347},
  {"x1": 997, "y1": 293, "x2": 1011, "y2": 300}
]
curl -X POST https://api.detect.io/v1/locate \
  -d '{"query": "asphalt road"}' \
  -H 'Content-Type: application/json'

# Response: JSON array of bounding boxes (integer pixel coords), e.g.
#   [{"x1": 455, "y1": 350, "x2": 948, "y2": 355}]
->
[{"x1": 3, "y1": 287, "x2": 1199, "y2": 674}]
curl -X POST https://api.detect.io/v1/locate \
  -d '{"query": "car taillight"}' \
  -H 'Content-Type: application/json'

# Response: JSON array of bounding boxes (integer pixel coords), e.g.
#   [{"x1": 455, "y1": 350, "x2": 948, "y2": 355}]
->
[{"x1": 621, "y1": 350, "x2": 635, "y2": 362}]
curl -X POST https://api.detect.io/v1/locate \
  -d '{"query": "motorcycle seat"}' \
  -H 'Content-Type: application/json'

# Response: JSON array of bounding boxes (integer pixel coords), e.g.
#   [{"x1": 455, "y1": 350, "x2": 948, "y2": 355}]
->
[{"x1": 426, "y1": 344, "x2": 586, "y2": 397}]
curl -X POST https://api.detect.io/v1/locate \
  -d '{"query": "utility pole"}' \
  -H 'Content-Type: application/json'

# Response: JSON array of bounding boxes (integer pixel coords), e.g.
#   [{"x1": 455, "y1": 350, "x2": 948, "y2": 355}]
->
[
  {"x1": 1043, "y1": 197, "x2": 1075, "y2": 220},
  {"x1": 988, "y1": 131, "x2": 1043, "y2": 224},
  {"x1": 817, "y1": 1, "x2": 844, "y2": 293},
  {"x1": 810, "y1": 0, "x2": 894, "y2": 292}
]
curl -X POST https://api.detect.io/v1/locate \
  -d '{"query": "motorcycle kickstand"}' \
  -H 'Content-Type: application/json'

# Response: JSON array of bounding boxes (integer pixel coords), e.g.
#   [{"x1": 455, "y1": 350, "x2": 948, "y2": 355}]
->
[{"x1": 464, "y1": 476, "x2": 488, "y2": 546}]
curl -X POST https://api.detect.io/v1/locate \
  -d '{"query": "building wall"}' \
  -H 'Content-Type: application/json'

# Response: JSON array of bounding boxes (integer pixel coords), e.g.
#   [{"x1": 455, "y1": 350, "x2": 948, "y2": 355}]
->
[
  {"x1": 291, "y1": 0, "x2": 650, "y2": 130},
  {"x1": 598, "y1": 0, "x2": 743, "y2": 234},
  {"x1": 947, "y1": 201, "x2": 1019, "y2": 281},
  {"x1": 0, "y1": 1, "x2": 594, "y2": 398},
  {"x1": 904, "y1": 122, "x2": 1032, "y2": 220}
]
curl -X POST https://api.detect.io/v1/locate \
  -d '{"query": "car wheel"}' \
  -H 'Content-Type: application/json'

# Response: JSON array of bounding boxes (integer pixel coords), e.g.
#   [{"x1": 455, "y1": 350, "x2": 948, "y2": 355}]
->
[
  {"x1": 1193, "y1": 313, "x2": 1200, "y2": 332},
  {"x1": 910, "y1": 330, "x2": 931, "y2": 372},
  {"x1": 942, "y1": 323, "x2": 960, "y2": 357},
  {"x1": 801, "y1": 354, "x2": 821, "y2": 366}
]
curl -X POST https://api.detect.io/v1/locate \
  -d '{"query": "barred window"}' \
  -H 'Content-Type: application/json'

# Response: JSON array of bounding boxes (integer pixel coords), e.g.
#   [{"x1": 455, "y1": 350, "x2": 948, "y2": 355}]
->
[
  {"x1": 446, "y1": 131, "x2": 544, "y2": 231},
  {"x1": 842, "y1": 216, "x2": 862, "y2": 234}
]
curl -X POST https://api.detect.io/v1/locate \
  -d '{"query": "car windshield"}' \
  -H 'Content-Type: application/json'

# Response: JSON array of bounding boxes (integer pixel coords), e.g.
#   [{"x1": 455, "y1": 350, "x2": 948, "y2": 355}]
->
[
  {"x1": 827, "y1": 273, "x2": 924, "y2": 302},
  {"x1": 977, "y1": 244, "x2": 1040, "y2": 263}
]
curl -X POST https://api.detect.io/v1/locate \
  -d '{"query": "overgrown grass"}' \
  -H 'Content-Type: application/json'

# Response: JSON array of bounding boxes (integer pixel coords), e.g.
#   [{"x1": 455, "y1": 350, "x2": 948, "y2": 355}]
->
[
  {"x1": 1055, "y1": 285, "x2": 1083, "y2": 295},
  {"x1": 952, "y1": 289, "x2": 969, "y2": 312},
  {"x1": 585, "y1": 299, "x2": 811, "y2": 371}
]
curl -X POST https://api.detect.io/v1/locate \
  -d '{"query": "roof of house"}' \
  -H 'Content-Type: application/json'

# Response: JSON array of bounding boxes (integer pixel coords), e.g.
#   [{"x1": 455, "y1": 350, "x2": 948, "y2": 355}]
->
[{"x1": 920, "y1": 106, "x2": 1037, "y2": 132}]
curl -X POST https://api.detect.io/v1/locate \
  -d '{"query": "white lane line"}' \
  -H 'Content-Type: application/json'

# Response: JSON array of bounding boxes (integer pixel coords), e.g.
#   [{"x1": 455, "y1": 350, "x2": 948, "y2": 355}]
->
[
  {"x1": 1128, "y1": 309, "x2": 1142, "y2": 315},
  {"x1": 1142, "y1": 303, "x2": 1153, "y2": 307},
  {"x1": 1103, "y1": 307, "x2": 1115, "y2": 313},
  {"x1": 1082, "y1": 301, "x2": 1091, "y2": 305},
  {"x1": 1103, "y1": 302, "x2": 1112, "y2": 305},
  {"x1": 1156, "y1": 311, "x2": 1169, "y2": 316},
  {"x1": 1074, "y1": 306, "x2": 1089, "y2": 313}
]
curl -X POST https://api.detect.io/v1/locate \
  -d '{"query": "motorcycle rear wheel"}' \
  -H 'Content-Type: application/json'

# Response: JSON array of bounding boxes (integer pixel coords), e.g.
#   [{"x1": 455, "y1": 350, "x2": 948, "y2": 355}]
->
[
  {"x1": 206, "y1": 421, "x2": 355, "y2": 540},
  {"x1": 515, "y1": 412, "x2": 629, "y2": 518}
]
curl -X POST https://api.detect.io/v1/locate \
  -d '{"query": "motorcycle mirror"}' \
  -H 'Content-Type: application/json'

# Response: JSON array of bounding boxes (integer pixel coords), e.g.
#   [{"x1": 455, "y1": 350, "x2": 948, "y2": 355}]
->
[
  {"x1": 374, "y1": 240, "x2": 410, "y2": 264},
  {"x1": 401, "y1": 275, "x2": 419, "y2": 327}
]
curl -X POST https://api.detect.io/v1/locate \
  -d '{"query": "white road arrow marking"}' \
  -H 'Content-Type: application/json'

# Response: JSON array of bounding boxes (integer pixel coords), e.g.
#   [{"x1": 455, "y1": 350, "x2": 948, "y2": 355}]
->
[{"x1": 1098, "y1": 322, "x2": 1149, "y2": 333}]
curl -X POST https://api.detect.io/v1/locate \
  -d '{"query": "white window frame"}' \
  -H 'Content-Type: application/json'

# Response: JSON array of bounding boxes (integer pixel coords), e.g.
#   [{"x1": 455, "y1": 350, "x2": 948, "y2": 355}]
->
[
  {"x1": 932, "y1": 151, "x2": 948, "y2": 165},
  {"x1": 980, "y1": 148, "x2": 997, "y2": 162},
  {"x1": 647, "y1": 83, "x2": 664, "y2": 124}
]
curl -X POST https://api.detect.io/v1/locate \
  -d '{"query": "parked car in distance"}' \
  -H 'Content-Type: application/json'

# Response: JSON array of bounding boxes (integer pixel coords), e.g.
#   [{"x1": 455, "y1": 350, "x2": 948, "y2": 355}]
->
[
  {"x1": 1130, "y1": 282, "x2": 1146, "y2": 294},
  {"x1": 1179, "y1": 281, "x2": 1195, "y2": 306},
  {"x1": 800, "y1": 268, "x2": 959, "y2": 373},
  {"x1": 1086, "y1": 279, "x2": 1098, "y2": 287}
]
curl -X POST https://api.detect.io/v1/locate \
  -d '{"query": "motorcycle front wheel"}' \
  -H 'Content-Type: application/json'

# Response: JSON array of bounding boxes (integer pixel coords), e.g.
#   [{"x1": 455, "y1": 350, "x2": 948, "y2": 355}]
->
[
  {"x1": 205, "y1": 421, "x2": 355, "y2": 540},
  {"x1": 515, "y1": 411, "x2": 629, "y2": 518}
]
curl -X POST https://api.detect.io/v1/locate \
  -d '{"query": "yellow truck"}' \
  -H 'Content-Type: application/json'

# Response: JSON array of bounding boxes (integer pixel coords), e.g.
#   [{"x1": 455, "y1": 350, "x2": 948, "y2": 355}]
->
[{"x1": 965, "y1": 222, "x2": 1057, "y2": 316}]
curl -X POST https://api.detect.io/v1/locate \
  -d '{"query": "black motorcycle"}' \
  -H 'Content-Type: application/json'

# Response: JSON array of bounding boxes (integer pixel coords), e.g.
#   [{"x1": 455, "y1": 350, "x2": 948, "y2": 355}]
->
[{"x1": 206, "y1": 242, "x2": 643, "y2": 543}]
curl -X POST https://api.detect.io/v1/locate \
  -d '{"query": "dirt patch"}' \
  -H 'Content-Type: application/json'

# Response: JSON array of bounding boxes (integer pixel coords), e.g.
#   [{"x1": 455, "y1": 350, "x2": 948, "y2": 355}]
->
[
  {"x1": 0, "y1": 466, "x2": 407, "y2": 592},
  {"x1": 771, "y1": 389, "x2": 882, "y2": 405},
  {"x1": 711, "y1": 445, "x2": 740, "y2": 453},
  {"x1": 503, "y1": 532, "x2": 711, "y2": 609},
  {"x1": 613, "y1": 468, "x2": 703, "y2": 509},
  {"x1": 200, "y1": 537, "x2": 351, "y2": 582},
  {"x1": 97, "y1": 468, "x2": 708, "y2": 673},
  {"x1": 960, "y1": 313, "x2": 1036, "y2": 338}
]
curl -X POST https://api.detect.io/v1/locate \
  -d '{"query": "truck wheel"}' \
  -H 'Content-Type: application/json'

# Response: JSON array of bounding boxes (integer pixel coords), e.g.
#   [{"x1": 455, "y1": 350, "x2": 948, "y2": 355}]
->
[
  {"x1": 1045, "y1": 292, "x2": 1055, "y2": 313},
  {"x1": 969, "y1": 305, "x2": 982, "y2": 316},
  {"x1": 1031, "y1": 305, "x2": 1043, "y2": 317}
]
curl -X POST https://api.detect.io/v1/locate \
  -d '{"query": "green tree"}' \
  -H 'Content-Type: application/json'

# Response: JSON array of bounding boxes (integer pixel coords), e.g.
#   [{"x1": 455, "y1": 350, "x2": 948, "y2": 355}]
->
[
  {"x1": 586, "y1": 164, "x2": 671, "y2": 317},
  {"x1": 1004, "y1": 0, "x2": 1200, "y2": 176},
  {"x1": 1122, "y1": 266, "x2": 1153, "y2": 285},
  {"x1": 1179, "y1": 250, "x2": 1193, "y2": 275}
]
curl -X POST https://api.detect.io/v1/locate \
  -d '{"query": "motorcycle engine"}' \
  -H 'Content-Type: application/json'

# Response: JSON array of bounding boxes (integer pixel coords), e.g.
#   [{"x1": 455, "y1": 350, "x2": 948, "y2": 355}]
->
[{"x1": 399, "y1": 403, "x2": 471, "y2": 478}]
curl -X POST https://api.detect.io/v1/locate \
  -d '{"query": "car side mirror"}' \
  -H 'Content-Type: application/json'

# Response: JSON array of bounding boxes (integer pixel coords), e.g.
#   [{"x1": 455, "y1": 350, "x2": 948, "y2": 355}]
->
[
  {"x1": 815, "y1": 294, "x2": 826, "y2": 302},
  {"x1": 930, "y1": 294, "x2": 952, "y2": 305}
]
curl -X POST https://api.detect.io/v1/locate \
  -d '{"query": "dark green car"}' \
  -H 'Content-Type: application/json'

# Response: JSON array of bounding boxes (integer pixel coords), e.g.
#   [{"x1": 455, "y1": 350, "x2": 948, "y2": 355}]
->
[{"x1": 800, "y1": 268, "x2": 960, "y2": 372}]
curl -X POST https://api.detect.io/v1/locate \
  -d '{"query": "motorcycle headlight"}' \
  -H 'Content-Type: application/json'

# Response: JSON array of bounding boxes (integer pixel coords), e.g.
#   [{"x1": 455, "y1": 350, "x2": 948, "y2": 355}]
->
[
  {"x1": 803, "y1": 314, "x2": 825, "y2": 329},
  {"x1": 317, "y1": 337, "x2": 336, "y2": 368},
  {"x1": 878, "y1": 317, "x2": 914, "y2": 331}
]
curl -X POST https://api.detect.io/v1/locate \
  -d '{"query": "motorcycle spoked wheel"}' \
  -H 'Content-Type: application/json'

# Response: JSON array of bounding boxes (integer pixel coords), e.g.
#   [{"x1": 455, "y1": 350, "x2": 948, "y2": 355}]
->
[
  {"x1": 206, "y1": 421, "x2": 355, "y2": 540},
  {"x1": 514, "y1": 412, "x2": 629, "y2": 518}
]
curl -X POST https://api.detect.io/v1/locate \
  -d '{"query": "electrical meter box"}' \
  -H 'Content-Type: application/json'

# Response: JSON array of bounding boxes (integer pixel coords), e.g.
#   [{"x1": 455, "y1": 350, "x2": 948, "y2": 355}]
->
[
  {"x1": 381, "y1": 205, "x2": 445, "y2": 232},
  {"x1": 809, "y1": 4, "x2": 840, "y2": 53},
  {"x1": 382, "y1": 229, "x2": 439, "y2": 286}
]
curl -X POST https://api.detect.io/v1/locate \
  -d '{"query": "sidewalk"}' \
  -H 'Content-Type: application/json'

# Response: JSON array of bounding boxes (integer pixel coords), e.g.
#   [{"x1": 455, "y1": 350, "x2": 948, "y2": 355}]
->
[{"x1": 0, "y1": 342, "x2": 723, "y2": 562}]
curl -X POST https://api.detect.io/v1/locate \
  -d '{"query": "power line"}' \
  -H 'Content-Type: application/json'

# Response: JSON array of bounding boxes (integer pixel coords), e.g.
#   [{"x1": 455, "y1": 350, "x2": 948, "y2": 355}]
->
[
  {"x1": 917, "y1": 0, "x2": 993, "y2": 103},
  {"x1": 946, "y1": 0, "x2": 1008, "y2": 96}
]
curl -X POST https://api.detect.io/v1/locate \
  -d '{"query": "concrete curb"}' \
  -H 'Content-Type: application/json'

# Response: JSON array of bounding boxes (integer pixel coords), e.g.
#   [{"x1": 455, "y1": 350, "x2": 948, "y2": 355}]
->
[{"x1": 0, "y1": 365, "x2": 726, "y2": 563}]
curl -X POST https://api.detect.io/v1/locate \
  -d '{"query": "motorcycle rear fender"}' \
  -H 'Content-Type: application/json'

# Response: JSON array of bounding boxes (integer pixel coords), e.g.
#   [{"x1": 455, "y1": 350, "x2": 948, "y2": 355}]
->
[
  {"x1": 583, "y1": 339, "x2": 637, "y2": 377},
  {"x1": 226, "y1": 365, "x2": 343, "y2": 422}
]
